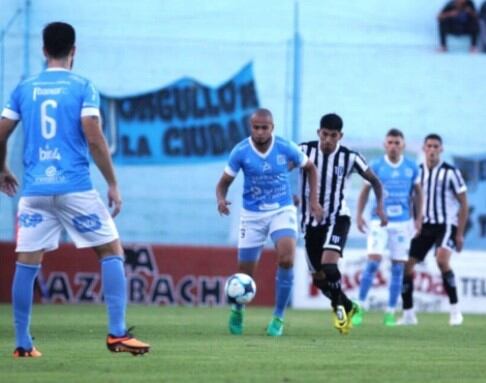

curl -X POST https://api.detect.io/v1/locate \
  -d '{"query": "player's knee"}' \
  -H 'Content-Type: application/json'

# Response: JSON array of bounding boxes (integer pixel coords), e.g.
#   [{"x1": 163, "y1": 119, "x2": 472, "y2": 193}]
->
[
  {"x1": 278, "y1": 258, "x2": 294, "y2": 269},
  {"x1": 94, "y1": 239, "x2": 123, "y2": 259},
  {"x1": 321, "y1": 263, "x2": 340, "y2": 282}
]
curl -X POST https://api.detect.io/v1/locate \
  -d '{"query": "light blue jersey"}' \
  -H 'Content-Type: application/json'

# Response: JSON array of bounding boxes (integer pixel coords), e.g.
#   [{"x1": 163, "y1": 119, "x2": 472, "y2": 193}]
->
[
  {"x1": 2, "y1": 68, "x2": 100, "y2": 196},
  {"x1": 370, "y1": 155, "x2": 419, "y2": 222},
  {"x1": 225, "y1": 136, "x2": 307, "y2": 212}
]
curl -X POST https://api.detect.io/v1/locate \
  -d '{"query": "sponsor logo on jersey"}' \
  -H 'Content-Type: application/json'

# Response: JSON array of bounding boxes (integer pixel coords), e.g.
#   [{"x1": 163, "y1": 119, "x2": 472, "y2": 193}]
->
[
  {"x1": 33, "y1": 87, "x2": 64, "y2": 101},
  {"x1": 18, "y1": 213, "x2": 43, "y2": 228},
  {"x1": 45, "y1": 166, "x2": 58, "y2": 177},
  {"x1": 39, "y1": 146, "x2": 62, "y2": 161},
  {"x1": 262, "y1": 162, "x2": 271, "y2": 172},
  {"x1": 72, "y1": 214, "x2": 102, "y2": 233}
]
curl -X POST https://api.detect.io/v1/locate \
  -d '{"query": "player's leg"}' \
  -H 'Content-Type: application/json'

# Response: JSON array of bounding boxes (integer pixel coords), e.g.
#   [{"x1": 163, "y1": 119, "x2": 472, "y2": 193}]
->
[
  {"x1": 58, "y1": 190, "x2": 149, "y2": 354},
  {"x1": 13, "y1": 196, "x2": 62, "y2": 357},
  {"x1": 435, "y1": 225, "x2": 462, "y2": 326},
  {"x1": 384, "y1": 223, "x2": 410, "y2": 326},
  {"x1": 230, "y1": 215, "x2": 266, "y2": 335},
  {"x1": 266, "y1": 209, "x2": 298, "y2": 336},
  {"x1": 229, "y1": 249, "x2": 261, "y2": 335},
  {"x1": 304, "y1": 225, "x2": 331, "y2": 299},
  {"x1": 355, "y1": 221, "x2": 386, "y2": 326},
  {"x1": 319, "y1": 216, "x2": 358, "y2": 334},
  {"x1": 12, "y1": 251, "x2": 44, "y2": 358},
  {"x1": 399, "y1": 225, "x2": 433, "y2": 325}
]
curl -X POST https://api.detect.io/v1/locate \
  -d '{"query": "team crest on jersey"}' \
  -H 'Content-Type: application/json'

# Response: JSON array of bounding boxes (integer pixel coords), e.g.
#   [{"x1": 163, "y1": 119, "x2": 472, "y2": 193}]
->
[
  {"x1": 405, "y1": 168, "x2": 413, "y2": 177},
  {"x1": 262, "y1": 162, "x2": 272, "y2": 172},
  {"x1": 277, "y1": 155, "x2": 286, "y2": 165},
  {"x1": 334, "y1": 166, "x2": 344, "y2": 176}
]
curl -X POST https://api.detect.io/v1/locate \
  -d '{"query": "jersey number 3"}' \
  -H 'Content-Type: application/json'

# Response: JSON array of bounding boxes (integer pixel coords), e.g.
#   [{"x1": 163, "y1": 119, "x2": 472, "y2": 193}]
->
[{"x1": 40, "y1": 99, "x2": 57, "y2": 139}]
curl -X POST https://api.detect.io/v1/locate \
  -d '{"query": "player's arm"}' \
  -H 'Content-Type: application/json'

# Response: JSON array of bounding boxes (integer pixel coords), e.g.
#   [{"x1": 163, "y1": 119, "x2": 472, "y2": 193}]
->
[
  {"x1": 0, "y1": 117, "x2": 19, "y2": 196},
  {"x1": 411, "y1": 183, "x2": 423, "y2": 235},
  {"x1": 302, "y1": 160, "x2": 323, "y2": 222},
  {"x1": 81, "y1": 115, "x2": 121, "y2": 217},
  {"x1": 356, "y1": 183, "x2": 371, "y2": 233},
  {"x1": 361, "y1": 169, "x2": 387, "y2": 226},
  {"x1": 216, "y1": 172, "x2": 235, "y2": 216},
  {"x1": 455, "y1": 192, "x2": 468, "y2": 252}
]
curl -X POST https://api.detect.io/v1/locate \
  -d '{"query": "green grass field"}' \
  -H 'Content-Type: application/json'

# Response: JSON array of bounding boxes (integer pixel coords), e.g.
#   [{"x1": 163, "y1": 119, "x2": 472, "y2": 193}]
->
[{"x1": 0, "y1": 304, "x2": 485, "y2": 383}]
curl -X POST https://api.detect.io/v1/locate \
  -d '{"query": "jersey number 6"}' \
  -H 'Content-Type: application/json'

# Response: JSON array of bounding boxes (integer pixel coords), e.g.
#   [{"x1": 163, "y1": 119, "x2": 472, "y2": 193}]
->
[{"x1": 40, "y1": 99, "x2": 58, "y2": 139}]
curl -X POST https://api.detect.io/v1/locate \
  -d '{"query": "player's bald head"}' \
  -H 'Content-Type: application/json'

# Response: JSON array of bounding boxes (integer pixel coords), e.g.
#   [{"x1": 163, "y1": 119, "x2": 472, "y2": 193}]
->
[{"x1": 250, "y1": 108, "x2": 273, "y2": 124}]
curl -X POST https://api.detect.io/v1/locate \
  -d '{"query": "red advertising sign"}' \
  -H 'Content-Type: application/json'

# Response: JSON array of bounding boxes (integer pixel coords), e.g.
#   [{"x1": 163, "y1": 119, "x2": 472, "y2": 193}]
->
[{"x1": 0, "y1": 242, "x2": 277, "y2": 306}]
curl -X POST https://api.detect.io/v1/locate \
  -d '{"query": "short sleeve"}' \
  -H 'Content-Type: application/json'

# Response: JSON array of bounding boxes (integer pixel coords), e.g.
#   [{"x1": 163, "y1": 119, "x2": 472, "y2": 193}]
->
[
  {"x1": 450, "y1": 168, "x2": 467, "y2": 194},
  {"x1": 288, "y1": 141, "x2": 308, "y2": 168},
  {"x1": 81, "y1": 81, "x2": 100, "y2": 118},
  {"x1": 353, "y1": 152, "x2": 369, "y2": 176},
  {"x1": 224, "y1": 145, "x2": 241, "y2": 177},
  {"x1": 1, "y1": 85, "x2": 21, "y2": 120}
]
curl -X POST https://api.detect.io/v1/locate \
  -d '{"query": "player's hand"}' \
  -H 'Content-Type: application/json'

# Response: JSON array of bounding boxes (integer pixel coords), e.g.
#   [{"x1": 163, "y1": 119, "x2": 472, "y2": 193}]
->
[
  {"x1": 357, "y1": 215, "x2": 367, "y2": 233},
  {"x1": 455, "y1": 233, "x2": 464, "y2": 253},
  {"x1": 0, "y1": 170, "x2": 19, "y2": 197},
  {"x1": 376, "y1": 205, "x2": 388, "y2": 227},
  {"x1": 107, "y1": 184, "x2": 122, "y2": 217},
  {"x1": 310, "y1": 201, "x2": 324, "y2": 223},
  {"x1": 217, "y1": 199, "x2": 231, "y2": 215}
]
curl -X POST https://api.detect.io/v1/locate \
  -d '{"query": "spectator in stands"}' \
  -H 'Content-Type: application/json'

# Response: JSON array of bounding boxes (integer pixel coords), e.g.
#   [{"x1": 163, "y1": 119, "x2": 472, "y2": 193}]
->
[
  {"x1": 437, "y1": 0, "x2": 479, "y2": 52},
  {"x1": 479, "y1": 0, "x2": 486, "y2": 52}
]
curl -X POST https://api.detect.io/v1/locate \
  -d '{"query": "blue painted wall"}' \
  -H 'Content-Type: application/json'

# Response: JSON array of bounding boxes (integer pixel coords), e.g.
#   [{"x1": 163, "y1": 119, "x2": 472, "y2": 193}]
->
[{"x1": 1, "y1": 0, "x2": 485, "y2": 247}]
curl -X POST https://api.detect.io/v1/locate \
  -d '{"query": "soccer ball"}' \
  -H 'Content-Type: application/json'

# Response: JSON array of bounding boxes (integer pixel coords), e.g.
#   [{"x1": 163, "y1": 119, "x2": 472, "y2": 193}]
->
[{"x1": 224, "y1": 273, "x2": 256, "y2": 304}]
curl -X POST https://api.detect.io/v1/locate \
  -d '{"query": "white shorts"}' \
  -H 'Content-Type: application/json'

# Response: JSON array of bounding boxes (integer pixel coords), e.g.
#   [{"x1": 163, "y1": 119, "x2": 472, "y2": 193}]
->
[
  {"x1": 367, "y1": 220, "x2": 413, "y2": 262},
  {"x1": 16, "y1": 190, "x2": 119, "y2": 252},
  {"x1": 238, "y1": 206, "x2": 298, "y2": 249}
]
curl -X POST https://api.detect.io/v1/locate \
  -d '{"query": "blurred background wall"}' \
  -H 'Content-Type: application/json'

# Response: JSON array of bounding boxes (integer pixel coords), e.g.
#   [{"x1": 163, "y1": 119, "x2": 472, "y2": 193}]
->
[{"x1": 1, "y1": 0, "x2": 485, "y2": 248}]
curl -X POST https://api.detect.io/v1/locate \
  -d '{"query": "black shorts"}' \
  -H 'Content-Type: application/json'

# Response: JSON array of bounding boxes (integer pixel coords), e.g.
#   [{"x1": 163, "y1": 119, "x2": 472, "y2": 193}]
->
[
  {"x1": 409, "y1": 223, "x2": 457, "y2": 262},
  {"x1": 304, "y1": 216, "x2": 350, "y2": 272}
]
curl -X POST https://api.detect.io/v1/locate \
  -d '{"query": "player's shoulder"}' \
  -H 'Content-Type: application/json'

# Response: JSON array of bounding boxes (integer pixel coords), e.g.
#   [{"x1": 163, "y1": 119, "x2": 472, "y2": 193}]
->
[
  {"x1": 441, "y1": 161, "x2": 459, "y2": 171},
  {"x1": 402, "y1": 156, "x2": 419, "y2": 168},
  {"x1": 231, "y1": 138, "x2": 251, "y2": 153}
]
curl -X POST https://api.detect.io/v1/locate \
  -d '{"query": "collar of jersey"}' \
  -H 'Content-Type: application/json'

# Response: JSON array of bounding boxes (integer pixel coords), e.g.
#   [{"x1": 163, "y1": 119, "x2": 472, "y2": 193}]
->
[
  {"x1": 45, "y1": 67, "x2": 70, "y2": 72},
  {"x1": 425, "y1": 160, "x2": 444, "y2": 172},
  {"x1": 320, "y1": 142, "x2": 340, "y2": 156},
  {"x1": 384, "y1": 155, "x2": 403, "y2": 168},
  {"x1": 248, "y1": 135, "x2": 275, "y2": 159}
]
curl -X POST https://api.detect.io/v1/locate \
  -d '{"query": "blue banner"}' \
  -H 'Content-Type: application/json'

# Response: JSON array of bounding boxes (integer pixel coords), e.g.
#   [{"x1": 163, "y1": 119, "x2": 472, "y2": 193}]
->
[{"x1": 100, "y1": 63, "x2": 259, "y2": 165}]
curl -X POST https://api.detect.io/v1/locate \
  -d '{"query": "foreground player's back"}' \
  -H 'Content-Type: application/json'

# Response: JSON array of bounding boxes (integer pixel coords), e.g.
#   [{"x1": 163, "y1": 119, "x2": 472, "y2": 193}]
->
[{"x1": 6, "y1": 69, "x2": 99, "y2": 195}]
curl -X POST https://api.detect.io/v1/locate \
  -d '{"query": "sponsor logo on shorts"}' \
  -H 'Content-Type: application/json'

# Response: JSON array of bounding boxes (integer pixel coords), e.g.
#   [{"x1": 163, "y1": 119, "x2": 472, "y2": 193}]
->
[
  {"x1": 18, "y1": 213, "x2": 43, "y2": 228},
  {"x1": 331, "y1": 235, "x2": 341, "y2": 244},
  {"x1": 72, "y1": 214, "x2": 102, "y2": 233}
]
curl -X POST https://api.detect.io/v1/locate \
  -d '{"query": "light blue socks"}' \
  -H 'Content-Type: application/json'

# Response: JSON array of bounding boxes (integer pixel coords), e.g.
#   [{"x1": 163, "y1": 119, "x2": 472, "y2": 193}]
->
[
  {"x1": 273, "y1": 267, "x2": 294, "y2": 319},
  {"x1": 101, "y1": 256, "x2": 127, "y2": 336},
  {"x1": 12, "y1": 262, "x2": 40, "y2": 349},
  {"x1": 388, "y1": 262, "x2": 405, "y2": 310},
  {"x1": 358, "y1": 259, "x2": 380, "y2": 302}
]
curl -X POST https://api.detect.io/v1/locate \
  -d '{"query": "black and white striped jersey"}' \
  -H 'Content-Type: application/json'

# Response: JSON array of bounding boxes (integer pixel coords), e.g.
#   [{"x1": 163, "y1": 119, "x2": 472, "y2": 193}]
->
[
  {"x1": 299, "y1": 141, "x2": 368, "y2": 228},
  {"x1": 420, "y1": 161, "x2": 467, "y2": 225}
]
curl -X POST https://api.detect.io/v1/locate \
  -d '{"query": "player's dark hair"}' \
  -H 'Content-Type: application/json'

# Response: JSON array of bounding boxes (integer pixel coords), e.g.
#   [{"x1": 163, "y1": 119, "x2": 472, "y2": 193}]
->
[
  {"x1": 43, "y1": 22, "x2": 75, "y2": 58},
  {"x1": 424, "y1": 133, "x2": 442, "y2": 144},
  {"x1": 320, "y1": 113, "x2": 343, "y2": 131},
  {"x1": 386, "y1": 128, "x2": 404, "y2": 138}
]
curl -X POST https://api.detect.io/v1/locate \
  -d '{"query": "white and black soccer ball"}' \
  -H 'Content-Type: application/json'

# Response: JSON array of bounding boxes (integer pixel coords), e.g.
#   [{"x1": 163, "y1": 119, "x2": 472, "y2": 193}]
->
[{"x1": 224, "y1": 273, "x2": 256, "y2": 304}]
